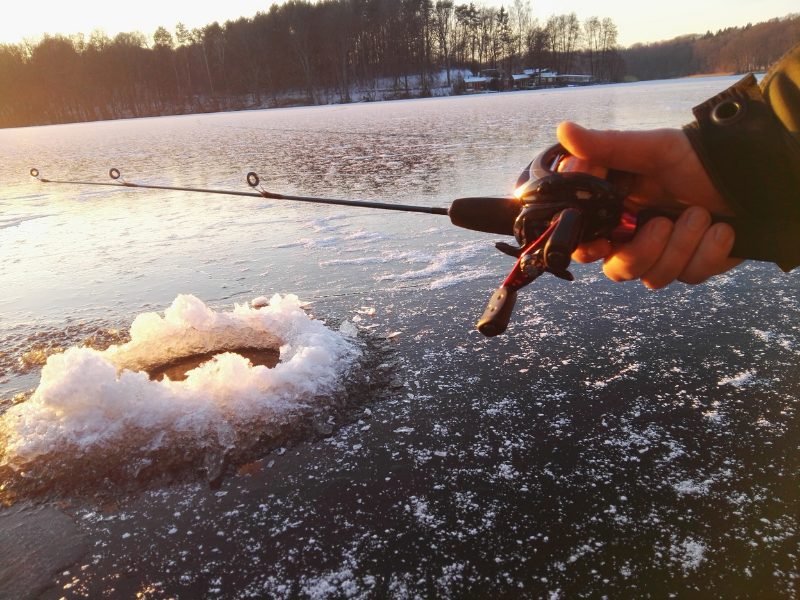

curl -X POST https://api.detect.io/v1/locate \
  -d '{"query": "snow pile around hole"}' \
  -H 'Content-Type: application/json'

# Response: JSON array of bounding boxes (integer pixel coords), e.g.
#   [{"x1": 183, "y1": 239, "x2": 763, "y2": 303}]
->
[{"x1": 0, "y1": 294, "x2": 360, "y2": 502}]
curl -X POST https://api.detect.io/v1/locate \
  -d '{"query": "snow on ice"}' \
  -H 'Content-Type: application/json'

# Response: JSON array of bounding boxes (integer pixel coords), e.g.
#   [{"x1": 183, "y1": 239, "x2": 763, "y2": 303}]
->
[{"x1": 0, "y1": 294, "x2": 360, "y2": 500}]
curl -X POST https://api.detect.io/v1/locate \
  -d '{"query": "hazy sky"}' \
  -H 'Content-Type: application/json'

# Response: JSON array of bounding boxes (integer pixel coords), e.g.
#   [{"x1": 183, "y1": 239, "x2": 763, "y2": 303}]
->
[{"x1": 0, "y1": 0, "x2": 796, "y2": 48}]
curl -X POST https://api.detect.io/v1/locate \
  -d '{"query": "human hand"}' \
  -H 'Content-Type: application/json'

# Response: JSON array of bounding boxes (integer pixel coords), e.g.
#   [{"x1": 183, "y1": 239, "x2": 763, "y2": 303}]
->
[{"x1": 556, "y1": 121, "x2": 742, "y2": 288}]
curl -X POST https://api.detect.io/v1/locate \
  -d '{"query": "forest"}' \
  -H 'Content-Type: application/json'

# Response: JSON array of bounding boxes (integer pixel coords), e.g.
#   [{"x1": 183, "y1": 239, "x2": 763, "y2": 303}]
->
[
  {"x1": 0, "y1": 1, "x2": 797, "y2": 128},
  {"x1": 622, "y1": 14, "x2": 800, "y2": 80}
]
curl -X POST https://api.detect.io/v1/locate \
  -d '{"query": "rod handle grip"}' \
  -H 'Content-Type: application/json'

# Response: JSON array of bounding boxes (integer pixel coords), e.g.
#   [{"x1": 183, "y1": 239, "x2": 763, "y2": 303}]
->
[
  {"x1": 449, "y1": 196, "x2": 520, "y2": 236},
  {"x1": 477, "y1": 286, "x2": 518, "y2": 337}
]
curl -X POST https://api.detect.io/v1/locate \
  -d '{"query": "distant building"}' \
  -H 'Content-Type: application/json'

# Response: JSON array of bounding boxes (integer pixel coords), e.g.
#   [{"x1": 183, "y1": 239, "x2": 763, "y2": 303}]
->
[
  {"x1": 463, "y1": 69, "x2": 503, "y2": 92},
  {"x1": 466, "y1": 68, "x2": 595, "y2": 93},
  {"x1": 523, "y1": 68, "x2": 558, "y2": 87},
  {"x1": 517, "y1": 68, "x2": 594, "y2": 88},
  {"x1": 511, "y1": 73, "x2": 531, "y2": 89},
  {"x1": 463, "y1": 75, "x2": 491, "y2": 92},
  {"x1": 556, "y1": 74, "x2": 594, "y2": 85}
]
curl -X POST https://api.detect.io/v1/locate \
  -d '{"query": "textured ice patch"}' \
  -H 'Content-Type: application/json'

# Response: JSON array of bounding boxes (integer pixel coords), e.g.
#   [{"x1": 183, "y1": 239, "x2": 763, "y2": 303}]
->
[
  {"x1": 378, "y1": 241, "x2": 490, "y2": 286},
  {"x1": 429, "y1": 267, "x2": 495, "y2": 290},
  {"x1": 0, "y1": 215, "x2": 47, "y2": 229}
]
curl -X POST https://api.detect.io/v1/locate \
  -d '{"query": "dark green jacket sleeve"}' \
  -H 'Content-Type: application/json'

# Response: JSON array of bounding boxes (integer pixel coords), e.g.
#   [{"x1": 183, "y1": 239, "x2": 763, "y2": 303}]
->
[
  {"x1": 762, "y1": 43, "x2": 800, "y2": 137},
  {"x1": 684, "y1": 43, "x2": 800, "y2": 269}
]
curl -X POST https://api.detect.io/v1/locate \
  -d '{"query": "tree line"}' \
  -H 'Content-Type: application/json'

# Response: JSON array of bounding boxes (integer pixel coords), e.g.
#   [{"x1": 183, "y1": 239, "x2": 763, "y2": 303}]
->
[
  {"x1": 0, "y1": 0, "x2": 624, "y2": 128},
  {"x1": 622, "y1": 13, "x2": 800, "y2": 81},
  {"x1": 0, "y1": 2, "x2": 797, "y2": 129}
]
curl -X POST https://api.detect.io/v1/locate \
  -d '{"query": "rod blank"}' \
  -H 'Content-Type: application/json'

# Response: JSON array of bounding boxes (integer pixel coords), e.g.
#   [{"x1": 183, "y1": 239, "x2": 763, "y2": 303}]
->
[{"x1": 30, "y1": 168, "x2": 449, "y2": 215}]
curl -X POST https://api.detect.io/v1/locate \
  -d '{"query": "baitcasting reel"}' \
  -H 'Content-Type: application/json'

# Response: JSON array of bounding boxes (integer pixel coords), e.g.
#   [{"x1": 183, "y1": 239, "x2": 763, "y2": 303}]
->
[{"x1": 476, "y1": 144, "x2": 637, "y2": 337}]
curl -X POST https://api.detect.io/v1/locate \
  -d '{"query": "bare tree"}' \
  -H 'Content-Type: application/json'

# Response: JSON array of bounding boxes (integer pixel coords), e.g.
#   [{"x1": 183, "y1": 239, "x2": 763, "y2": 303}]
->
[
  {"x1": 598, "y1": 17, "x2": 619, "y2": 80},
  {"x1": 583, "y1": 16, "x2": 601, "y2": 78},
  {"x1": 510, "y1": 0, "x2": 532, "y2": 67},
  {"x1": 434, "y1": 0, "x2": 455, "y2": 85}
]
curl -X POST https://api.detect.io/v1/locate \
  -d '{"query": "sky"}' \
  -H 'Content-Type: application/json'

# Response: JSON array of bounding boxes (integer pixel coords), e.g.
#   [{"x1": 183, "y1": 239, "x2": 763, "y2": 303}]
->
[{"x1": 0, "y1": 0, "x2": 796, "y2": 48}]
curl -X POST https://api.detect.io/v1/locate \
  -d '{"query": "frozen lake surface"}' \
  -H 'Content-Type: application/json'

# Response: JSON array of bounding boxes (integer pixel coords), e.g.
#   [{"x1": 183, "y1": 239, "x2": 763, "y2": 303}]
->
[{"x1": 0, "y1": 79, "x2": 798, "y2": 598}]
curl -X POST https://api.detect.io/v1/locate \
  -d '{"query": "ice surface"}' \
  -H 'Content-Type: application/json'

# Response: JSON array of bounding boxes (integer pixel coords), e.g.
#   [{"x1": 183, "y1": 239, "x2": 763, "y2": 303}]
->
[{"x1": 1, "y1": 79, "x2": 799, "y2": 597}]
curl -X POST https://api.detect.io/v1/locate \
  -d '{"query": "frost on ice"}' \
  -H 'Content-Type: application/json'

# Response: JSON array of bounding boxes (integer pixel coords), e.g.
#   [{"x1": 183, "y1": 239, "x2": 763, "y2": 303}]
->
[
  {"x1": 0, "y1": 294, "x2": 360, "y2": 503},
  {"x1": 717, "y1": 369, "x2": 757, "y2": 387},
  {"x1": 670, "y1": 537, "x2": 707, "y2": 573}
]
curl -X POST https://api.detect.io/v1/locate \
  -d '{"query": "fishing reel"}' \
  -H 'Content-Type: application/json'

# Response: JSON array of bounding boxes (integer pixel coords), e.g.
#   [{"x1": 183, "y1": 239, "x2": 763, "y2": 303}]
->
[{"x1": 476, "y1": 144, "x2": 635, "y2": 337}]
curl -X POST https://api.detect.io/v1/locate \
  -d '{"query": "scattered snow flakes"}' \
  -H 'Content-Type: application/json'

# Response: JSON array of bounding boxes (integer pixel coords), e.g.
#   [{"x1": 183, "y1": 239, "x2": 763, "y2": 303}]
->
[
  {"x1": 584, "y1": 363, "x2": 641, "y2": 389},
  {"x1": 406, "y1": 496, "x2": 442, "y2": 529},
  {"x1": 393, "y1": 426, "x2": 414, "y2": 434},
  {"x1": 717, "y1": 369, "x2": 757, "y2": 387},
  {"x1": 435, "y1": 562, "x2": 466, "y2": 593},
  {"x1": 670, "y1": 537, "x2": 707, "y2": 574},
  {"x1": 549, "y1": 416, "x2": 571, "y2": 434},
  {"x1": 756, "y1": 416, "x2": 775, "y2": 429},
  {"x1": 301, "y1": 568, "x2": 367, "y2": 600},
  {"x1": 497, "y1": 463, "x2": 519, "y2": 480},
  {"x1": 702, "y1": 408, "x2": 724, "y2": 424},
  {"x1": 673, "y1": 478, "x2": 712, "y2": 497},
  {"x1": 751, "y1": 328, "x2": 797, "y2": 351},
  {"x1": 565, "y1": 543, "x2": 597, "y2": 565},
  {"x1": 660, "y1": 439, "x2": 686, "y2": 463}
]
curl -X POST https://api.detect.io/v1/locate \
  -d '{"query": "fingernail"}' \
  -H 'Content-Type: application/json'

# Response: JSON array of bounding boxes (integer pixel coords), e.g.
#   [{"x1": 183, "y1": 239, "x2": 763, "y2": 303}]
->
[
  {"x1": 649, "y1": 218, "x2": 672, "y2": 242},
  {"x1": 585, "y1": 246, "x2": 607, "y2": 261},
  {"x1": 713, "y1": 223, "x2": 734, "y2": 245},
  {"x1": 685, "y1": 207, "x2": 710, "y2": 232}
]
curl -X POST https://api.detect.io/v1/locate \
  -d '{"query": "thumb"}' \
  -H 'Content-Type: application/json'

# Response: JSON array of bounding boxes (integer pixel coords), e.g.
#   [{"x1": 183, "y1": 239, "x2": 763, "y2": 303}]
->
[{"x1": 556, "y1": 121, "x2": 680, "y2": 175}]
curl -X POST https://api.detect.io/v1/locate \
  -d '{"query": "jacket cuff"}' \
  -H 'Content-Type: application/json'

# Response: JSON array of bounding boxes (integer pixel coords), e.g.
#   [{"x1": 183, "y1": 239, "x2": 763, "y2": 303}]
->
[{"x1": 683, "y1": 74, "x2": 800, "y2": 270}]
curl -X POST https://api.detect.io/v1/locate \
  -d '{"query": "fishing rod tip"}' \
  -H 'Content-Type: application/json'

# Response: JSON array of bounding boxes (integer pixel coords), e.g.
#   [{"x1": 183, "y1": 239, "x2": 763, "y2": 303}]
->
[
  {"x1": 109, "y1": 168, "x2": 121, "y2": 180},
  {"x1": 29, "y1": 168, "x2": 40, "y2": 179},
  {"x1": 246, "y1": 172, "x2": 260, "y2": 188}
]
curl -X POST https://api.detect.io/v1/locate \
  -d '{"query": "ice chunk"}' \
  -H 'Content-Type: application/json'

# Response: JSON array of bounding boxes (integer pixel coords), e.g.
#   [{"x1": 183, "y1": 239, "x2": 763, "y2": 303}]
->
[{"x1": 0, "y1": 294, "x2": 360, "y2": 501}]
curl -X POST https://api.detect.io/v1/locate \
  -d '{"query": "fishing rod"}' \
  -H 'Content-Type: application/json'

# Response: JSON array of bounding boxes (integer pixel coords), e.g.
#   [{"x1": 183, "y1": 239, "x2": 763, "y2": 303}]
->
[
  {"x1": 30, "y1": 145, "x2": 779, "y2": 337},
  {"x1": 29, "y1": 166, "x2": 519, "y2": 229}
]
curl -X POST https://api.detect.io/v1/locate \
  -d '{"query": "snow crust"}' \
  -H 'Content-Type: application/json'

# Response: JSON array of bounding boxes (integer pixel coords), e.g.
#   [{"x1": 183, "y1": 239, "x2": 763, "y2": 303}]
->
[{"x1": 0, "y1": 294, "x2": 359, "y2": 474}]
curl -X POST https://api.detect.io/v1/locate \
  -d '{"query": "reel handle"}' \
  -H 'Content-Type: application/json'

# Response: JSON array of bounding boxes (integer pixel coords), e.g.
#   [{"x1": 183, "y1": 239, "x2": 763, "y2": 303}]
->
[
  {"x1": 477, "y1": 286, "x2": 518, "y2": 337},
  {"x1": 543, "y1": 207, "x2": 584, "y2": 272}
]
